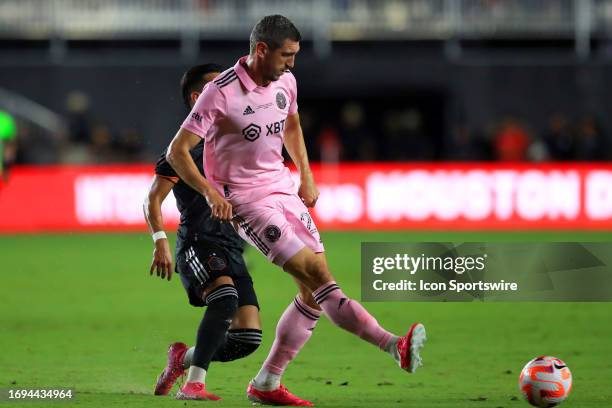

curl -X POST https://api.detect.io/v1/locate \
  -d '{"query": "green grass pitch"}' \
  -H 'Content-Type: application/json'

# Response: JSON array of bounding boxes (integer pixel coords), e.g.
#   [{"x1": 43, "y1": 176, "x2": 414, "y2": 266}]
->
[{"x1": 2, "y1": 231, "x2": 612, "y2": 407}]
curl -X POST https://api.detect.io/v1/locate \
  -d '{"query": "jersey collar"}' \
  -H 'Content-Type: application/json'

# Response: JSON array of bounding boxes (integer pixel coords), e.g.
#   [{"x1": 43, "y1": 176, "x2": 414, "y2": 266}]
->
[{"x1": 234, "y1": 56, "x2": 259, "y2": 93}]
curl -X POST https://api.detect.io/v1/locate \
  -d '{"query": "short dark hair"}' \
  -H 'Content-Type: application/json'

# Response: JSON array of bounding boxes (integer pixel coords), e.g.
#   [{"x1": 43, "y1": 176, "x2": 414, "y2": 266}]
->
[
  {"x1": 180, "y1": 63, "x2": 224, "y2": 109},
  {"x1": 249, "y1": 15, "x2": 301, "y2": 54}
]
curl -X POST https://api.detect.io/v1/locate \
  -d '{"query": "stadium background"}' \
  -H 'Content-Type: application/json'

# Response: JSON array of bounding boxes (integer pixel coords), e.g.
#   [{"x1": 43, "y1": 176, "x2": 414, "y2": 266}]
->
[{"x1": 1, "y1": 1, "x2": 611, "y2": 407}]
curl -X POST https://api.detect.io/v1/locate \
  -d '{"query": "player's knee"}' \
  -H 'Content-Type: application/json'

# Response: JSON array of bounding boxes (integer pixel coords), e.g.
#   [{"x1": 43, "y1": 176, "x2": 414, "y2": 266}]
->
[
  {"x1": 233, "y1": 340, "x2": 260, "y2": 360},
  {"x1": 285, "y1": 251, "x2": 332, "y2": 291},
  {"x1": 231, "y1": 327, "x2": 262, "y2": 358},
  {"x1": 205, "y1": 275, "x2": 235, "y2": 295},
  {"x1": 204, "y1": 284, "x2": 239, "y2": 317},
  {"x1": 214, "y1": 328, "x2": 262, "y2": 362}
]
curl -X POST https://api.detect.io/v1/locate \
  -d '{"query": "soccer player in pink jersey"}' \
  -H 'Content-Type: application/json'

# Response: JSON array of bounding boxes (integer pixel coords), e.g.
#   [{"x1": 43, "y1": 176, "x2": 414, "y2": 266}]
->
[{"x1": 166, "y1": 15, "x2": 426, "y2": 406}]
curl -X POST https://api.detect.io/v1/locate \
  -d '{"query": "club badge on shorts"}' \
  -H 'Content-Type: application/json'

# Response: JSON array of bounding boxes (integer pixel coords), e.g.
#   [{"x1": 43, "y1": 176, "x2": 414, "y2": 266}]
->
[
  {"x1": 264, "y1": 225, "x2": 282, "y2": 242},
  {"x1": 207, "y1": 255, "x2": 227, "y2": 271}
]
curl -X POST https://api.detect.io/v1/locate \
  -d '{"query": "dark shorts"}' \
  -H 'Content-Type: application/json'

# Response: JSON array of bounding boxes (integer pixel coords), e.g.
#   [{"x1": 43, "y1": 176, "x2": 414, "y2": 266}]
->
[{"x1": 176, "y1": 239, "x2": 259, "y2": 309}]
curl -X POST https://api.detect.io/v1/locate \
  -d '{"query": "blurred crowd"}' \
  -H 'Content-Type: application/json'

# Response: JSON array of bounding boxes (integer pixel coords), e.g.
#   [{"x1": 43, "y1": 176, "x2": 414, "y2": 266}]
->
[
  {"x1": 62, "y1": 91, "x2": 146, "y2": 164},
  {"x1": 57, "y1": 91, "x2": 145, "y2": 164},
  {"x1": 300, "y1": 103, "x2": 438, "y2": 162},
  {"x1": 301, "y1": 103, "x2": 608, "y2": 163},
  {"x1": 3, "y1": 94, "x2": 609, "y2": 168},
  {"x1": 449, "y1": 114, "x2": 608, "y2": 162},
  {"x1": 5, "y1": 91, "x2": 146, "y2": 167}
]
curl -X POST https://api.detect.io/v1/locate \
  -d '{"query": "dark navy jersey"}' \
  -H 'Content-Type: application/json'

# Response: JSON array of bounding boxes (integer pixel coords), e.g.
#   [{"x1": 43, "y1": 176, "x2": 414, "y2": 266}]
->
[{"x1": 155, "y1": 141, "x2": 244, "y2": 255}]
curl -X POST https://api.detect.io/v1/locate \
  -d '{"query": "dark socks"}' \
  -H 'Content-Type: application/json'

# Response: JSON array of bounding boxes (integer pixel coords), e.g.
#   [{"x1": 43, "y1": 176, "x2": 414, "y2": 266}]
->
[{"x1": 192, "y1": 284, "x2": 238, "y2": 370}]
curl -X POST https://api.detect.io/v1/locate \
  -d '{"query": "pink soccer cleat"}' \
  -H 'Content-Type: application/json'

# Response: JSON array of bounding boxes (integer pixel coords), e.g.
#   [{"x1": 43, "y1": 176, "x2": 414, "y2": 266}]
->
[
  {"x1": 397, "y1": 322, "x2": 427, "y2": 373},
  {"x1": 176, "y1": 382, "x2": 221, "y2": 401},
  {"x1": 154, "y1": 342, "x2": 188, "y2": 395},
  {"x1": 247, "y1": 381, "x2": 314, "y2": 406}
]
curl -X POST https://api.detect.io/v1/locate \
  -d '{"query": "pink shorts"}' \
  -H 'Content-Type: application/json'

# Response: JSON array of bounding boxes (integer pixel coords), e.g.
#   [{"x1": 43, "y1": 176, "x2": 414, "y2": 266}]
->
[{"x1": 232, "y1": 192, "x2": 325, "y2": 266}]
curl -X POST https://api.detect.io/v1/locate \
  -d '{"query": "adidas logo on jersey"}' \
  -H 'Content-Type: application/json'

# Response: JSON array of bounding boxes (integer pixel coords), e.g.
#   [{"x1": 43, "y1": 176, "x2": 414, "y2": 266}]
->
[{"x1": 243, "y1": 106, "x2": 255, "y2": 115}]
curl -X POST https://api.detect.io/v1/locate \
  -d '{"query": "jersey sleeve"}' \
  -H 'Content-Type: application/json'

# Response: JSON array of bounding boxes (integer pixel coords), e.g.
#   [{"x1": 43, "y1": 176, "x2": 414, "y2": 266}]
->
[
  {"x1": 288, "y1": 72, "x2": 298, "y2": 115},
  {"x1": 155, "y1": 149, "x2": 179, "y2": 183},
  {"x1": 181, "y1": 82, "x2": 226, "y2": 139}
]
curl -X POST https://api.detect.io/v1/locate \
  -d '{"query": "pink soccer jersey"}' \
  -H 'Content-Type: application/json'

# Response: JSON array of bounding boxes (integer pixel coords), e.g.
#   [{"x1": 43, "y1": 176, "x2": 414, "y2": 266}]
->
[{"x1": 181, "y1": 56, "x2": 298, "y2": 205}]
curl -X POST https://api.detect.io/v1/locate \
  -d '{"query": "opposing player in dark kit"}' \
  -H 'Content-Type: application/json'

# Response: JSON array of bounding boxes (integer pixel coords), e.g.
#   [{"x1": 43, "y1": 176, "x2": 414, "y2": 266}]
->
[{"x1": 144, "y1": 64, "x2": 262, "y2": 400}]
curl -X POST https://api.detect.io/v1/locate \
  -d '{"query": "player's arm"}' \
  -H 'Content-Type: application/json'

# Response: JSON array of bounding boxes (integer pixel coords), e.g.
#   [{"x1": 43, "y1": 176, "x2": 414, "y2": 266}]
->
[
  {"x1": 284, "y1": 112, "x2": 319, "y2": 207},
  {"x1": 166, "y1": 128, "x2": 232, "y2": 221},
  {"x1": 166, "y1": 82, "x2": 233, "y2": 221},
  {"x1": 143, "y1": 175, "x2": 175, "y2": 281}
]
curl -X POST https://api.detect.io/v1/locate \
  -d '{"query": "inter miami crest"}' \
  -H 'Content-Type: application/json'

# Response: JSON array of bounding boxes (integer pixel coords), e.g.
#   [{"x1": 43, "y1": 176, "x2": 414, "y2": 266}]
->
[
  {"x1": 276, "y1": 92, "x2": 287, "y2": 109},
  {"x1": 242, "y1": 123, "x2": 261, "y2": 141},
  {"x1": 264, "y1": 225, "x2": 282, "y2": 242}
]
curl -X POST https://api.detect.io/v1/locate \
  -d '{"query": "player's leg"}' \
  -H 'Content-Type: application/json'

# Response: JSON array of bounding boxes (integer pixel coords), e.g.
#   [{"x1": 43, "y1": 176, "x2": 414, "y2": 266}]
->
[
  {"x1": 281, "y1": 200, "x2": 414, "y2": 369},
  {"x1": 175, "y1": 274, "x2": 238, "y2": 400},
  {"x1": 182, "y1": 257, "x2": 264, "y2": 365},
  {"x1": 252, "y1": 279, "x2": 321, "y2": 392},
  {"x1": 234, "y1": 194, "x2": 421, "y2": 405},
  {"x1": 265, "y1": 193, "x2": 425, "y2": 373},
  {"x1": 233, "y1": 195, "x2": 326, "y2": 405},
  {"x1": 173, "y1": 241, "x2": 240, "y2": 400},
  {"x1": 154, "y1": 244, "x2": 204, "y2": 397},
  {"x1": 284, "y1": 248, "x2": 426, "y2": 373},
  {"x1": 212, "y1": 270, "x2": 263, "y2": 362},
  {"x1": 182, "y1": 304, "x2": 262, "y2": 367},
  {"x1": 154, "y1": 273, "x2": 236, "y2": 398}
]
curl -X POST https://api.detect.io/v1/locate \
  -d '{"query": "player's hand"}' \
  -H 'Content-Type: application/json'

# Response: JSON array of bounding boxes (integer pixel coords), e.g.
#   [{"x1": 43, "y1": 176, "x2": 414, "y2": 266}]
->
[
  {"x1": 204, "y1": 188, "x2": 233, "y2": 222},
  {"x1": 150, "y1": 239, "x2": 173, "y2": 281},
  {"x1": 298, "y1": 175, "x2": 319, "y2": 208}
]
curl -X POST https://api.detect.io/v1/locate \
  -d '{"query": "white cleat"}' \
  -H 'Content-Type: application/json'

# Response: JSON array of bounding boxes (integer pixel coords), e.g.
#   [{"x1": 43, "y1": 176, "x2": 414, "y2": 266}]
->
[{"x1": 397, "y1": 322, "x2": 427, "y2": 373}]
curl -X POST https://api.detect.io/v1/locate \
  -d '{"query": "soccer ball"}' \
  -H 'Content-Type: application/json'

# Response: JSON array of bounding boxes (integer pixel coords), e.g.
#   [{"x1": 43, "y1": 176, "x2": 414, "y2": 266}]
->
[{"x1": 519, "y1": 356, "x2": 572, "y2": 407}]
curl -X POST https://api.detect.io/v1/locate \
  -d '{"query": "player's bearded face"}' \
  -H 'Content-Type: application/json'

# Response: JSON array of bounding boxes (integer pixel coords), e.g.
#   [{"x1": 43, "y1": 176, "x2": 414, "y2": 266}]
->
[{"x1": 264, "y1": 39, "x2": 300, "y2": 81}]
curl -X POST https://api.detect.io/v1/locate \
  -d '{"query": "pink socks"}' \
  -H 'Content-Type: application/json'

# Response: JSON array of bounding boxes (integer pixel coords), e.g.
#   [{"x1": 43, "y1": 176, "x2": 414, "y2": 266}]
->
[
  {"x1": 254, "y1": 282, "x2": 396, "y2": 391},
  {"x1": 262, "y1": 295, "x2": 321, "y2": 375},
  {"x1": 312, "y1": 281, "x2": 393, "y2": 349}
]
